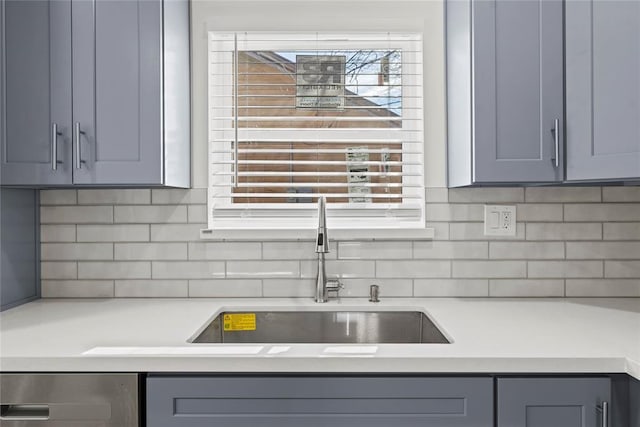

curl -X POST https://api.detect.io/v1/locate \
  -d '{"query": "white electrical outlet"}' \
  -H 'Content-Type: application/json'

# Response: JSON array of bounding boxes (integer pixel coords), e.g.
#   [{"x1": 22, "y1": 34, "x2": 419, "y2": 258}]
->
[{"x1": 484, "y1": 205, "x2": 517, "y2": 236}]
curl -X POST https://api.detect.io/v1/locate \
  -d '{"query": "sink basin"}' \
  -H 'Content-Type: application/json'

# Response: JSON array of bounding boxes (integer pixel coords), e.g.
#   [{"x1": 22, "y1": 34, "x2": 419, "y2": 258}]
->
[{"x1": 191, "y1": 310, "x2": 450, "y2": 344}]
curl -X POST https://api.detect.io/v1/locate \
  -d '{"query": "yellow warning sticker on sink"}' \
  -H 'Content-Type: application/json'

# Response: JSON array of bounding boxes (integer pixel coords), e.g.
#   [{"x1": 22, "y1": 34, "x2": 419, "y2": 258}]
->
[{"x1": 223, "y1": 313, "x2": 256, "y2": 331}]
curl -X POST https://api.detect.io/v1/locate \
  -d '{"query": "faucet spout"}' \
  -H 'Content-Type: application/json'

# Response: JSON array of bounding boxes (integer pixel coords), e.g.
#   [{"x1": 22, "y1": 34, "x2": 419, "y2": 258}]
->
[{"x1": 315, "y1": 197, "x2": 339, "y2": 303}]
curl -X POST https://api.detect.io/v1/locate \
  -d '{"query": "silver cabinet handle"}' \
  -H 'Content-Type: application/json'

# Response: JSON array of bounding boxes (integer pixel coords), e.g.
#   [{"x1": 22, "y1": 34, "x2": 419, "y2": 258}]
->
[
  {"x1": 597, "y1": 401, "x2": 609, "y2": 427},
  {"x1": 552, "y1": 118, "x2": 560, "y2": 168},
  {"x1": 74, "y1": 122, "x2": 86, "y2": 169},
  {"x1": 51, "y1": 123, "x2": 62, "y2": 171}
]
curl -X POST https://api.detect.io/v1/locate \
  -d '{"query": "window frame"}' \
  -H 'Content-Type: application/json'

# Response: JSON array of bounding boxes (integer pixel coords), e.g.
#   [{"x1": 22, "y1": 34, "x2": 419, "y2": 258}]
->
[{"x1": 206, "y1": 31, "x2": 427, "y2": 236}]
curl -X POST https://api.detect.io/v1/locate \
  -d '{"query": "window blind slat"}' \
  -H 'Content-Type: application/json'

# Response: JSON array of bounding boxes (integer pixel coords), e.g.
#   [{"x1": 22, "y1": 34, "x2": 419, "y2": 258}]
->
[
  {"x1": 217, "y1": 160, "x2": 418, "y2": 166},
  {"x1": 222, "y1": 193, "x2": 422, "y2": 199},
  {"x1": 212, "y1": 182, "x2": 420, "y2": 188},
  {"x1": 215, "y1": 171, "x2": 420, "y2": 177}
]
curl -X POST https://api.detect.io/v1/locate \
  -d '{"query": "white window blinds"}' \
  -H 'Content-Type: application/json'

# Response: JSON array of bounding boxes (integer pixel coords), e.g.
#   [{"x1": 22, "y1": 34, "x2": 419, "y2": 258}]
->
[{"x1": 208, "y1": 32, "x2": 425, "y2": 230}]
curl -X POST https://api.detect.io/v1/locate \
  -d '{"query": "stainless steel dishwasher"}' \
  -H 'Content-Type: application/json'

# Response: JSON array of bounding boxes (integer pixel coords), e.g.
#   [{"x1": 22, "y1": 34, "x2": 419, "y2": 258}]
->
[{"x1": 0, "y1": 373, "x2": 139, "y2": 426}]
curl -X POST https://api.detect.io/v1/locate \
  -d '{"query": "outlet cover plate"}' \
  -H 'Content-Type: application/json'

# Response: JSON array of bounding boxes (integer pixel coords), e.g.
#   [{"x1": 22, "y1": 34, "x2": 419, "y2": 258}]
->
[{"x1": 484, "y1": 205, "x2": 516, "y2": 236}]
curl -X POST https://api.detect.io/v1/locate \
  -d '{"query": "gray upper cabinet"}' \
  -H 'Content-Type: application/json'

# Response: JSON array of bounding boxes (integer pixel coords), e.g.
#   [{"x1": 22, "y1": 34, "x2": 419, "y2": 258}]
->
[
  {"x1": 147, "y1": 376, "x2": 494, "y2": 427},
  {"x1": 0, "y1": 0, "x2": 72, "y2": 186},
  {"x1": 566, "y1": 0, "x2": 640, "y2": 181},
  {"x1": 447, "y1": 0, "x2": 564, "y2": 187},
  {"x1": 497, "y1": 377, "x2": 611, "y2": 427},
  {"x1": 1, "y1": 0, "x2": 190, "y2": 188}
]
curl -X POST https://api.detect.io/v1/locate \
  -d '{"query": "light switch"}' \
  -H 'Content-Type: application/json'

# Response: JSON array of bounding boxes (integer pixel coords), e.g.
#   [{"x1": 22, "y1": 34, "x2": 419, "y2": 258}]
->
[{"x1": 484, "y1": 205, "x2": 516, "y2": 236}]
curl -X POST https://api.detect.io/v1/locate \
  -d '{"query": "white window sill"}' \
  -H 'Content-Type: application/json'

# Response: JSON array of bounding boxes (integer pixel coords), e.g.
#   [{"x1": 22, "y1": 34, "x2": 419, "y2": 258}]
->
[{"x1": 200, "y1": 227, "x2": 434, "y2": 241}]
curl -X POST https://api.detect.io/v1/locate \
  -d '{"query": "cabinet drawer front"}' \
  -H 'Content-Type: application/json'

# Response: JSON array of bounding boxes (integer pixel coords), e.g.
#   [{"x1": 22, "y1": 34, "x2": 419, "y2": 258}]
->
[{"x1": 147, "y1": 376, "x2": 493, "y2": 427}]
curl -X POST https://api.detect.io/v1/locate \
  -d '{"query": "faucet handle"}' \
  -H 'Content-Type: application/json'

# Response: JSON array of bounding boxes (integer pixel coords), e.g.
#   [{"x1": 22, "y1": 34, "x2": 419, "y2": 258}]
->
[{"x1": 326, "y1": 279, "x2": 343, "y2": 295}]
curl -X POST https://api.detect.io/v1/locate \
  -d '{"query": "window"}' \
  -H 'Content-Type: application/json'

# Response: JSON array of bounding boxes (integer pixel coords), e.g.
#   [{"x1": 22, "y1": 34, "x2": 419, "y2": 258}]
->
[{"x1": 207, "y1": 32, "x2": 424, "y2": 234}]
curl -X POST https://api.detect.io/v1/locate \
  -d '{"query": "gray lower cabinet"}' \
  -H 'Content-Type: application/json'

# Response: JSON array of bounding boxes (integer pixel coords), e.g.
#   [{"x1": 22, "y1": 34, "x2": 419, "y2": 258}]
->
[
  {"x1": 146, "y1": 376, "x2": 494, "y2": 427},
  {"x1": 565, "y1": 0, "x2": 640, "y2": 181},
  {"x1": 497, "y1": 377, "x2": 611, "y2": 427},
  {"x1": 0, "y1": 0, "x2": 190, "y2": 187},
  {"x1": 447, "y1": 0, "x2": 564, "y2": 186}
]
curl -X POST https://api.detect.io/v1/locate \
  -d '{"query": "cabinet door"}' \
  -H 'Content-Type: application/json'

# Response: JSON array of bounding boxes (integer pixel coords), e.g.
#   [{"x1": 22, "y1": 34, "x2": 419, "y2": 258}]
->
[
  {"x1": 566, "y1": 0, "x2": 640, "y2": 181},
  {"x1": 498, "y1": 378, "x2": 611, "y2": 427},
  {"x1": 1, "y1": 0, "x2": 72, "y2": 186},
  {"x1": 71, "y1": 0, "x2": 163, "y2": 185},
  {"x1": 473, "y1": 0, "x2": 564, "y2": 183},
  {"x1": 147, "y1": 376, "x2": 494, "y2": 427}
]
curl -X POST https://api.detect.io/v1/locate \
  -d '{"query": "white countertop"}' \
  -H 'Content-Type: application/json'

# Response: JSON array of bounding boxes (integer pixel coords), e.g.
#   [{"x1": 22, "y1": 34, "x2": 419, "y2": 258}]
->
[{"x1": 1, "y1": 298, "x2": 639, "y2": 380}]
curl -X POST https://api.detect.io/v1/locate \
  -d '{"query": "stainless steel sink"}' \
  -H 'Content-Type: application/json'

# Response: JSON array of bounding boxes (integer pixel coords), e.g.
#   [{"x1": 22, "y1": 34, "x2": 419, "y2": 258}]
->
[{"x1": 191, "y1": 310, "x2": 450, "y2": 344}]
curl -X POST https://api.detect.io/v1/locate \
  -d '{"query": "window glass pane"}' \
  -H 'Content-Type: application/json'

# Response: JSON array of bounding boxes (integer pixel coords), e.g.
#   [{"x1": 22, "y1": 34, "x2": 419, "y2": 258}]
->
[{"x1": 234, "y1": 49, "x2": 404, "y2": 204}]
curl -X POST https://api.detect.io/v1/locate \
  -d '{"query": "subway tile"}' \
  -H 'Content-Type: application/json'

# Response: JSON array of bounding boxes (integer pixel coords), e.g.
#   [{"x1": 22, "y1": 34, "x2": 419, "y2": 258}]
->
[
  {"x1": 188, "y1": 205, "x2": 208, "y2": 223},
  {"x1": 449, "y1": 222, "x2": 525, "y2": 240},
  {"x1": 115, "y1": 243, "x2": 188, "y2": 260},
  {"x1": 263, "y1": 242, "x2": 336, "y2": 260},
  {"x1": 603, "y1": 223, "x2": 640, "y2": 241},
  {"x1": 301, "y1": 260, "x2": 375, "y2": 279},
  {"x1": 564, "y1": 204, "x2": 640, "y2": 222},
  {"x1": 489, "y1": 242, "x2": 564, "y2": 259},
  {"x1": 489, "y1": 280, "x2": 564, "y2": 297},
  {"x1": 40, "y1": 225, "x2": 76, "y2": 242},
  {"x1": 448, "y1": 188, "x2": 524, "y2": 203},
  {"x1": 528, "y1": 261, "x2": 603, "y2": 278},
  {"x1": 566, "y1": 242, "x2": 640, "y2": 260},
  {"x1": 78, "y1": 262, "x2": 150, "y2": 279},
  {"x1": 516, "y1": 204, "x2": 563, "y2": 222},
  {"x1": 150, "y1": 224, "x2": 205, "y2": 241},
  {"x1": 152, "y1": 261, "x2": 225, "y2": 279},
  {"x1": 566, "y1": 279, "x2": 640, "y2": 297},
  {"x1": 77, "y1": 225, "x2": 149, "y2": 242},
  {"x1": 452, "y1": 261, "x2": 526, "y2": 278},
  {"x1": 41, "y1": 243, "x2": 113, "y2": 261},
  {"x1": 425, "y1": 188, "x2": 449, "y2": 203},
  {"x1": 604, "y1": 261, "x2": 640, "y2": 278},
  {"x1": 42, "y1": 280, "x2": 114, "y2": 298},
  {"x1": 426, "y1": 204, "x2": 484, "y2": 222},
  {"x1": 339, "y1": 279, "x2": 413, "y2": 297},
  {"x1": 152, "y1": 188, "x2": 207, "y2": 204},
  {"x1": 526, "y1": 223, "x2": 602, "y2": 241},
  {"x1": 338, "y1": 241, "x2": 412, "y2": 260},
  {"x1": 226, "y1": 260, "x2": 299, "y2": 278},
  {"x1": 414, "y1": 279, "x2": 489, "y2": 297},
  {"x1": 41, "y1": 262, "x2": 77, "y2": 280},
  {"x1": 189, "y1": 279, "x2": 262, "y2": 297},
  {"x1": 41, "y1": 206, "x2": 113, "y2": 224},
  {"x1": 189, "y1": 242, "x2": 262, "y2": 260},
  {"x1": 525, "y1": 187, "x2": 601, "y2": 203},
  {"x1": 40, "y1": 190, "x2": 77, "y2": 205},
  {"x1": 413, "y1": 241, "x2": 488, "y2": 259},
  {"x1": 602, "y1": 186, "x2": 640, "y2": 202},
  {"x1": 77, "y1": 189, "x2": 150, "y2": 205},
  {"x1": 376, "y1": 260, "x2": 451, "y2": 278},
  {"x1": 115, "y1": 280, "x2": 188, "y2": 297},
  {"x1": 263, "y1": 279, "x2": 315, "y2": 297},
  {"x1": 114, "y1": 205, "x2": 187, "y2": 223}
]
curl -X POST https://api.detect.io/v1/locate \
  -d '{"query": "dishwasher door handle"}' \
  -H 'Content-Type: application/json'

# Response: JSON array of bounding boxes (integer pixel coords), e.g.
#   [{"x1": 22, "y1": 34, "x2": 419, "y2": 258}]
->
[
  {"x1": 1, "y1": 404, "x2": 50, "y2": 420},
  {"x1": 1, "y1": 403, "x2": 111, "y2": 421}
]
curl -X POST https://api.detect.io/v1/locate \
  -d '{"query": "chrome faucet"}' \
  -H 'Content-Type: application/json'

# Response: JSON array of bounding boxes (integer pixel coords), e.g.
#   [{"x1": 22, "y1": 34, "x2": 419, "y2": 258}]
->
[{"x1": 315, "y1": 197, "x2": 342, "y2": 303}]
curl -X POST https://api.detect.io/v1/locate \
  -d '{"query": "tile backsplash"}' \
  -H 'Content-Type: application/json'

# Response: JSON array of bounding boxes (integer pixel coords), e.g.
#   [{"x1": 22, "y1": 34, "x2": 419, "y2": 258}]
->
[{"x1": 40, "y1": 187, "x2": 640, "y2": 298}]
